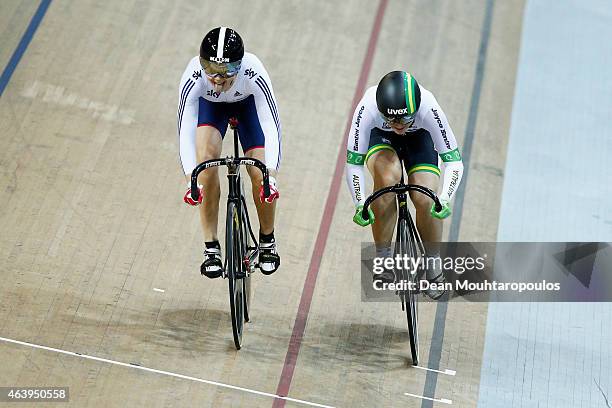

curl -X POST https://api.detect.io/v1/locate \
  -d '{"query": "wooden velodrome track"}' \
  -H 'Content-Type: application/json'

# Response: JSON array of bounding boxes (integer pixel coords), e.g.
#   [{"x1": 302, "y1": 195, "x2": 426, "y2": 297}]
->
[{"x1": 0, "y1": 0, "x2": 523, "y2": 407}]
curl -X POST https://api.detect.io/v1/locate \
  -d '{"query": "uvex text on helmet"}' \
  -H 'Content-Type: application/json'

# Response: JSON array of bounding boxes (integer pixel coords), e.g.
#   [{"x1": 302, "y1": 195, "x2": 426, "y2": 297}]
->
[{"x1": 376, "y1": 71, "x2": 421, "y2": 117}]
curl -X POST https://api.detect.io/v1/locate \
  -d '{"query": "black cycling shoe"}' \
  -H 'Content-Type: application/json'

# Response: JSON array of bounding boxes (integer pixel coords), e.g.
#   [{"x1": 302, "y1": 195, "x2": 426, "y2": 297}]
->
[
  {"x1": 373, "y1": 269, "x2": 396, "y2": 284},
  {"x1": 259, "y1": 241, "x2": 280, "y2": 275},
  {"x1": 201, "y1": 246, "x2": 223, "y2": 279},
  {"x1": 423, "y1": 271, "x2": 447, "y2": 300}
]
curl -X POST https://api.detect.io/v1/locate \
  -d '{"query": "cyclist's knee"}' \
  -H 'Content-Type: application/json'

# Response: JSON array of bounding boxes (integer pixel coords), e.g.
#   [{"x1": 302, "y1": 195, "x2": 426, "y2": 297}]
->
[
  {"x1": 369, "y1": 151, "x2": 402, "y2": 188},
  {"x1": 197, "y1": 167, "x2": 220, "y2": 189},
  {"x1": 244, "y1": 147, "x2": 266, "y2": 186},
  {"x1": 246, "y1": 165, "x2": 263, "y2": 186},
  {"x1": 375, "y1": 167, "x2": 401, "y2": 188},
  {"x1": 410, "y1": 191, "x2": 431, "y2": 212},
  {"x1": 409, "y1": 171, "x2": 439, "y2": 211}
]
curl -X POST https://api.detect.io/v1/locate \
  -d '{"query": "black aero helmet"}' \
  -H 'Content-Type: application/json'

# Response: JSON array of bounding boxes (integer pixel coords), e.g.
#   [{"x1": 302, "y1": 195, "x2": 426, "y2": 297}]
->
[
  {"x1": 376, "y1": 71, "x2": 421, "y2": 123},
  {"x1": 200, "y1": 27, "x2": 244, "y2": 63}
]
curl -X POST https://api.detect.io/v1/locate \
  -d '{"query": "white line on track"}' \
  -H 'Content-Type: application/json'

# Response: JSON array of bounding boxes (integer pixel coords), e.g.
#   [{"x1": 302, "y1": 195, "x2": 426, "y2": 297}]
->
[
  {"x1": 404, "y1": 392, "x2": 452, "y2": 404},
  {"x1": 0, "y1": 336, "x2": 335, "y2": 408},
  {"x1": 152, "y1": 288, "x2": 165, "y2": 293},
  {"x1": 413, "y1": 365, "x2": 456, "y2": 376}
]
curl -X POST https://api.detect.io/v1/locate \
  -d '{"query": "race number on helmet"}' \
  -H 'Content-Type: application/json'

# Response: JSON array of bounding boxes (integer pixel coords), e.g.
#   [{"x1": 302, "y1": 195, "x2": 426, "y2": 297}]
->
[{"x1": 200, "y1": 27, "x2": 244, "y2": 64}]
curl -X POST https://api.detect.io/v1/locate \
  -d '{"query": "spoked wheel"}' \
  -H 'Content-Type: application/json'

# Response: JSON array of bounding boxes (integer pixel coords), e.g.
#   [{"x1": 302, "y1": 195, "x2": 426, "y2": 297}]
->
[
  {"x1": 226, "y1": 201, "x2": 245, "y2": 350},
  {"x1": 239, "y1": 197, "x2": 253, "y2": 323},
  {"x1": 397, "y1": 218, "x2": 419, "y2": 366}
]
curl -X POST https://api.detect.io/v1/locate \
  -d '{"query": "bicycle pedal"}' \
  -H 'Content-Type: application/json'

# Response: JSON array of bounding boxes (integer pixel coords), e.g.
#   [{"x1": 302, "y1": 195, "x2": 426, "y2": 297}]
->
[{"x1": 243, "y1": 258, "x2": 257, "y2": 275}]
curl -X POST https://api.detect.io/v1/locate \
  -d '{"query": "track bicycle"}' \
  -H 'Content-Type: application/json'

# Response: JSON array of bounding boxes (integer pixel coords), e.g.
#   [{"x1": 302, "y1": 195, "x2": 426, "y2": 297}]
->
[
  {"x1": 190, "y1": 118, "x2": 271, "y2": 350},
  {"x1": 361, "y1": 163, "x2": 442, "y2": 366}
]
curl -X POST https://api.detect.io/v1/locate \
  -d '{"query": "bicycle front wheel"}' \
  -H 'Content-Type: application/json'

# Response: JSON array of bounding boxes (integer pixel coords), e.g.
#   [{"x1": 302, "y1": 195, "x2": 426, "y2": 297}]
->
[
  {"x1": 226, "y1": 201, "x2": 245, "y2": 350},
  {"x1": 397, "y1": 218, "x2": 419, "y2": 366},
  {"x1": 239, "y1": 195, "x2": 253, "y2": 323}
]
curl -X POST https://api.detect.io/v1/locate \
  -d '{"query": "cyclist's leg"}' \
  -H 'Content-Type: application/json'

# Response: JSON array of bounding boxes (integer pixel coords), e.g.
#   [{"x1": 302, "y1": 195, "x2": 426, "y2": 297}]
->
[
  {"x1": 404, "y1": 129, "x2": 442, "y2": 244},
  {"x1": 407, "y1": 171, "x2": 440, "y2": 242},
  {"x1": 236, "y1": 96, "x2": 279, "y2": 274},
  {"x1": 244, "y1": 148, "x2": 276, "y2": 233},
  {"x1": 194, "y1": 97, "x2": 230, "y2": 242},
  {"x1": 195, "y1": 126, "x2": 222, "y2": 240},
  {"x1": 365, "y1": 129, "x2": 402, "y2": 251},
  {"x1": 235, "y1": 96, "x2": 276, "y2": 235},
  {"x1": 404, "y1": 129, "x2": 445, "y2": 298}
]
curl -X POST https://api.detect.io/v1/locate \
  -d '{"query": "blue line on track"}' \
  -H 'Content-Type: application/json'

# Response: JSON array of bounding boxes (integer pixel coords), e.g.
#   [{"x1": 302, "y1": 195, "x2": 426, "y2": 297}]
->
[{"x1": 0, "y1": 0, "x2": 52, "y2": 97}]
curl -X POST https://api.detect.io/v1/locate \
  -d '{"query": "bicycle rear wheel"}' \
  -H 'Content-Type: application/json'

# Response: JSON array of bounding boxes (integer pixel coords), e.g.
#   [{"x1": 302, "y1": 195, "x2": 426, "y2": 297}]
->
[
  {"x1": 226, "y1": 201, "x2": 245, "y2": 350},
  {"x1": 397, "y1": 217, "x2": 419, "y2": 366}
]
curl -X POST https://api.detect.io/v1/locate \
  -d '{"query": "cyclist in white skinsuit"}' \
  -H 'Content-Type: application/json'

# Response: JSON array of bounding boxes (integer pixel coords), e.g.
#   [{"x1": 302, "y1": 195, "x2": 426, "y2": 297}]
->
[
  {"x1": 178, "y1": 27, "x2": 281, "y2": 277},
  {"x1": 345, "y1": 71, "x2": 464, "y2": 299},
  {"x1": 177, "y1": 55, "x2": 281, "y2": 173}
]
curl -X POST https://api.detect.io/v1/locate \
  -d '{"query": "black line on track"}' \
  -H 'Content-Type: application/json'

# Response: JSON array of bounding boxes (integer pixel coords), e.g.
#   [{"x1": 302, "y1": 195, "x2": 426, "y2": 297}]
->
[{"x1": 421, "y1": 0, "x2": 496, "y2": 406}]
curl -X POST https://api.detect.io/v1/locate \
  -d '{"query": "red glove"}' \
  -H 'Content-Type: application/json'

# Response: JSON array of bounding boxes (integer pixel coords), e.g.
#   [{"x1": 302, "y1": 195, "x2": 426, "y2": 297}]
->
[
  {"x1": 259, "y1": 176, "x2": 279, "y2": 204},
  {"x1": 184, "y1": 184, "x2": 203, "y2": 206}
]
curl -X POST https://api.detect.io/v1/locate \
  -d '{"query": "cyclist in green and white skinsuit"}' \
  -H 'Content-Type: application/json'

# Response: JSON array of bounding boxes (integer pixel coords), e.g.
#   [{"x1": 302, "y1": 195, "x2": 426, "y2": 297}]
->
[{"x1": 345, "y1": 71, "x2": 464, "y2": 299}]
